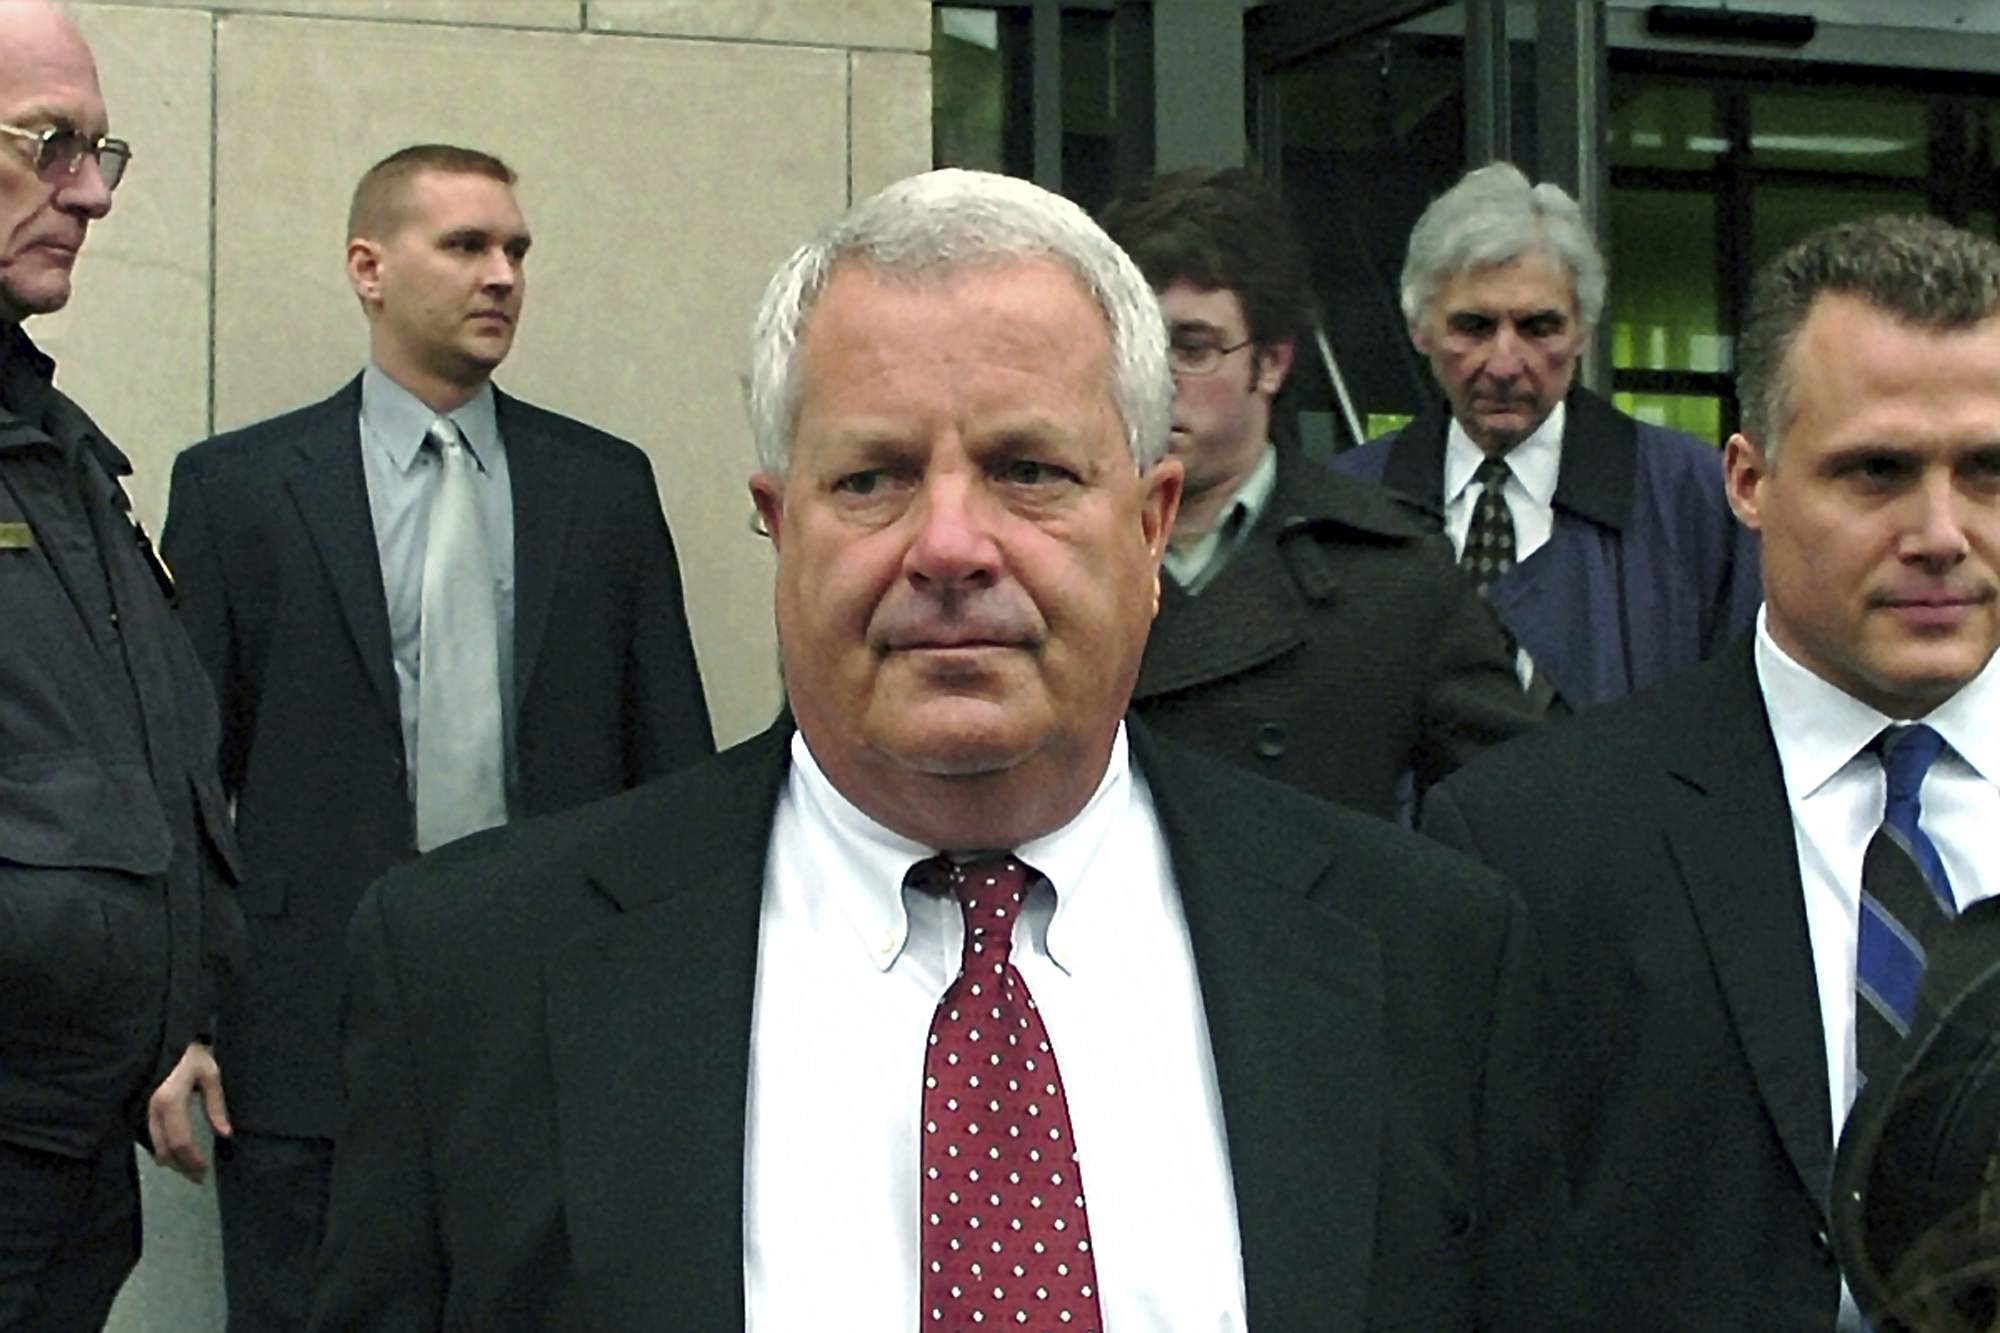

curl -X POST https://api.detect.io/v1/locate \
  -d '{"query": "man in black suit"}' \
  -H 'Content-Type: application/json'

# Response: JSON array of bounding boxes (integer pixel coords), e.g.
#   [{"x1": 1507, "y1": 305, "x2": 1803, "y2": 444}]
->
[
  {"x1": 163, "y1": 144, "x2": 713, "y2": 1332},
  {"x1": 1099, "y1": 166, "x2": 1544, "y2": 819},
  {"x1": 308, "y1": 167, "x2": 1576, "y2": 1332},
  {"x1": 1422, "y1": 214, "x2": 2000, "y2": 1332}
]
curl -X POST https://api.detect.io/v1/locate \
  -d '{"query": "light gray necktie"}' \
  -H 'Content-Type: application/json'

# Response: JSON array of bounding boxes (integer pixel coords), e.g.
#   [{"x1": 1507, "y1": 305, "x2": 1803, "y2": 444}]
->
[{"x1": 414, "y1": 418, "x2": 506, "y2": 851}]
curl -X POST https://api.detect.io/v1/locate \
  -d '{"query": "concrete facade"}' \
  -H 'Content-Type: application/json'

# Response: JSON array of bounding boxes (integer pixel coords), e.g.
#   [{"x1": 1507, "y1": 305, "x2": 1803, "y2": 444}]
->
[{"x1": 47, "y1": 3, "x2": 930, "y2": 1327}]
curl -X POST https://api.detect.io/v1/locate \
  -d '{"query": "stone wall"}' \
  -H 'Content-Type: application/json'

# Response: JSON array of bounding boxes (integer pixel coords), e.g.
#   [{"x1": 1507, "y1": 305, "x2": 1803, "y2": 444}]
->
[{"x1": 58, "y1": 0, "x2": 931, "y2": 750}]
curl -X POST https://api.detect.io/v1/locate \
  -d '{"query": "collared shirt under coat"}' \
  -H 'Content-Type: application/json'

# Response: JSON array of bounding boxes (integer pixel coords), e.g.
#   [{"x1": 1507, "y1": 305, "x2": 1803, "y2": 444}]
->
[
  {"x1": 744, "y1": 725, "x2": 1247, "y2": 1330},
  {"x1": 357, "y1": 364, "x2": 517, "y2": 805}
]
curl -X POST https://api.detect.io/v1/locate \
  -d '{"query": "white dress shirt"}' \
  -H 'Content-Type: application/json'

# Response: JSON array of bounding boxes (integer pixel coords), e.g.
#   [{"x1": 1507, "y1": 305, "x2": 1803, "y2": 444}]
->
[
  {"x1": 1442, "y1": 401, "x2": 1564, "y2": 564},
  {"x1": 743, "y1": 726, "x2": 1247, "y2": 1331},
  {"x1": 1755, "y1": 609, "x2": 2000, "y2": 1135}
]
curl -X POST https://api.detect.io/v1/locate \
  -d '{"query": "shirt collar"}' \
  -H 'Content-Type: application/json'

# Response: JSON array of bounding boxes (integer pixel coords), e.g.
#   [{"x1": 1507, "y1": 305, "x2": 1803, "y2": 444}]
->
[
  {"x1": 1162, "y1": 442, "x2": 1278, "y2": 591},
  {"x1": 360, "y1": 362, "x2": 503, "y2": 475},
  {"x1": 1754, "y1": 606, "x2": 2000, "y2": 798},
  {"x1": 1444, "y1": 400, "x2": 1564, "y2": 509},
  {"x1": 786, "y1": 724, "x2": 1135, "y2": 975}
]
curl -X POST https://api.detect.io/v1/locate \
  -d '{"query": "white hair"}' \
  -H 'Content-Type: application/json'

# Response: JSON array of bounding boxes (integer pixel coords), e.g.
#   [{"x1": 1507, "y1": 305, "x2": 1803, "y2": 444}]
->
[{"x1": 747, "y1": 168, "x2": 1173, "y2": 477}]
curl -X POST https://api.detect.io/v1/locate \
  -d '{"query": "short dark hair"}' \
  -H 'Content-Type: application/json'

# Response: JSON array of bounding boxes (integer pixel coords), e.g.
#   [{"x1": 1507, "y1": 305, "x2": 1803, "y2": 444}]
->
[
  {"x1": 347, "y1": 144, "x2": 516, "y2": 242},
  {"x1": 1097, "y1": 166, "x2": 1312, "y2": 350},
  {"x1": 1738, "y1": 214, "x2": 2000, "y2": 453}
]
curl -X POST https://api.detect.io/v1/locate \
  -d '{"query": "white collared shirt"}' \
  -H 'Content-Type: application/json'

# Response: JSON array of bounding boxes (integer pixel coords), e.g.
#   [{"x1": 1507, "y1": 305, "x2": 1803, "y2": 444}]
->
[
  {"x1": 1163, "y1": 443, "x2": 1278, "y2": 595},
  {"x1": 1754, "y1": 608, "x2": 2000, "y2": 1133},
  {"x1": 742, "y1": 726, "x2": 1247, "y2": 1331},
  {"x1": 1443, "y1": 401, "x2": 1564, "y2": 563}
]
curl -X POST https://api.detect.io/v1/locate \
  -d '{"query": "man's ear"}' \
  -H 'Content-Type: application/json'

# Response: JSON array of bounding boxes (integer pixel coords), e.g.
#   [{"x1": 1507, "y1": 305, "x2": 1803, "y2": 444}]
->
[
  {"x1": 346, "y1": 238, "x2": 383, "y2": 305},
  {"x1": 749, "y1": 471, "x2": 785, "y2": 549},
  {"x1": 1255, "y1": 338, "x2": 1296, "y2": 397},
  {"x1": 1141, "y1": 455, "x2": 1184, "y2": 560},
  {"x1": 1722, "y1": 432, "x2": 1770, "y2": 531}
]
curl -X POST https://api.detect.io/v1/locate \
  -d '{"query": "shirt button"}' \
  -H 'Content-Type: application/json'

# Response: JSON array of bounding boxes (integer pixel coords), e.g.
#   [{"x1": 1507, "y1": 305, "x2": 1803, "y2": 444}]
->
[{"x1": 1255, "y1": 722, "x2": 1287, "y2": 760}]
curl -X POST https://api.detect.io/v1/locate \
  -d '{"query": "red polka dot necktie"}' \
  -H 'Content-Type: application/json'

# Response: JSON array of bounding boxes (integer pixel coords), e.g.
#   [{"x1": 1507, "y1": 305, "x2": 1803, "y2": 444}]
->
[{"x1": 912, "y1": 854, "x2": 1102, "y2": 1333}]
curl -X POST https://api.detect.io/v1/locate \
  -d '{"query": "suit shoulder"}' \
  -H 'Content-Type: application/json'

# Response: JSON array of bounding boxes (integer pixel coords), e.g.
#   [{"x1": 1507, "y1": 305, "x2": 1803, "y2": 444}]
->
[
  {"x1": 498, "y1": 395, "x2": 654, "y2": 474},
  {"x1": 1438, "y1": 652, "x2": 1733, "y2": 801},
  {"x1": 180, "y1": 386, "x2": 355, "y2": 472},
  {"x1": 365, "y1": 729, "x2": 786, "y2": 942},
  {"x1": 1144, "y1": 727, "x2": 1513, "y2": 914},
  {"x1": 1276, "y1": 452, "x2": 1436, "y2": 544}
]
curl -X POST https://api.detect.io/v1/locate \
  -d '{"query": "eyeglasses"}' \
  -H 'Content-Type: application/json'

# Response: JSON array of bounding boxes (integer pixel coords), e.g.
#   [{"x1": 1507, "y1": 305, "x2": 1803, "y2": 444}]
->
[
  {"x1": 1168, "y1": 334, "x2": 1253, "y2": 377},
  {"x1": 0, "y1": 123, "x2": 130, "y2": 191}
]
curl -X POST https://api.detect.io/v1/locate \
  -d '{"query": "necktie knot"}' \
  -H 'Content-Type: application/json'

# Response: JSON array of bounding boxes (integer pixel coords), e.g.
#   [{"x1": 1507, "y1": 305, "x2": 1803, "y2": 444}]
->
[
  {"x1": 911, "y1": 854, "x2": 1030, "y2": 968},
  {"x1": 428, "y1": 418, "x2": 475, "y2": 468},
  {"x1": 1880, "y1": 724, "x2": 1946, "y2": 816},
  {"x1": 1461, "y1": 456, "x2": 1517, "y2": 594}
]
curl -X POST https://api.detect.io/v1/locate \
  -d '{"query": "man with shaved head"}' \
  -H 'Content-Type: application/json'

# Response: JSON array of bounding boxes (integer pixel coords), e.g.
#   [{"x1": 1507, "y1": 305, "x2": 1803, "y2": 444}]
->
[
  {"x1": 0, "y1": 2, "x2": 244, "y2": 1328},
  {"x1": 164, "y1": 143, "x2": 713, "y2": 1330}
]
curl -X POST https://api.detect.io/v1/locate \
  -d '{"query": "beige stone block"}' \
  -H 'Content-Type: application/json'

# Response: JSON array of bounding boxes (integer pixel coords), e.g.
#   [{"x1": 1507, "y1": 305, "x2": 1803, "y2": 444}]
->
[
  {"x1": 41, "y1": 5, "x2": 214, "y2": 534},
  {"x1": 590, "y1": 0, "x2": 927, "y2": 51},
  {"x1": 107, "y1": 0, "x2": 582, "y2": 29},
  {"x1": 850, "y1": 49, "x2": 931, "y2": 198},
  {"x1": 215, "y1": 16, "x2": 862, "y2": 742}
]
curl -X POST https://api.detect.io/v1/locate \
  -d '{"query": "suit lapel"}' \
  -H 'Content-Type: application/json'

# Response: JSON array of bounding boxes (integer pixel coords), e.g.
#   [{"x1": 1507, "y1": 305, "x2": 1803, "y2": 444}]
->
[
  {"x1": 497, "y1": 391, "x2": 580, "y2": 711},
  {"x1": 284, "y1": 377, "x2": 399, "y2": 717},
  {"x1": 1136, "y1": 727, "x2": 1385, "y2": 1331},
  {"x1": 1661, "y1": 644, "x2": 1834, "y2": 1211},
  {"x1": 544, "y1": 728, "x2": 787, "y2": 1329},
  {"x1": 1138, "y1": 532, "x2": 1307, "y2": 696}
]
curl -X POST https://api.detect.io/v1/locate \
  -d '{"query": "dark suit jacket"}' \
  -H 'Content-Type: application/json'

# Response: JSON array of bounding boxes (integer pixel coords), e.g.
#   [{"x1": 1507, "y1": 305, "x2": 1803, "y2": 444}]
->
[
  {"x1": 1336, "y1": 387, "x2": 1762, "y2": 711},
  {"x1": 1421, "y1": 640, "x2": 1842, "y2": 1333},
  {"x1": 161, "y1": 376, "x2": 714, "y2": 1138},
  {"x1": 1133, "y1": 449, "x2": 1545, "y2": 819},
  {"x1": 308, "y1": 722, "x2": 1579, "y2": 1332}
]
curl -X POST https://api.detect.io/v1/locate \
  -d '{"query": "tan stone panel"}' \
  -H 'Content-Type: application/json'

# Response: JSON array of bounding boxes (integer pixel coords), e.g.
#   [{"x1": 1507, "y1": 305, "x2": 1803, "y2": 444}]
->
[
  {"x1": 590, "y1": 0, "x2": 927, "y2": 51},
  {"x1": 108, "y1": 0, "x2": 582, "y2": 29},
  {"x1": 850, "y1": 49, "x2": 931, "y2": 199},
  {"x1": 41, "y1": 5, "x2": 214, "y2": 535},
  {"x1": 217, "y1": 16, "x2": 858, "y2": 743}
]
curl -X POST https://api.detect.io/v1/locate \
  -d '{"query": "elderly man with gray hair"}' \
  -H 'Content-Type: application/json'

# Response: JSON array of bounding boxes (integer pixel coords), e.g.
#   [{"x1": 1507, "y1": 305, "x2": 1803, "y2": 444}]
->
[
  {"x1": 1338, "y1": 161, "x2": 1761, "y2": 711},
  {"x1": 307, "y1": 167, "x2": 1578, "y2": 1332}
]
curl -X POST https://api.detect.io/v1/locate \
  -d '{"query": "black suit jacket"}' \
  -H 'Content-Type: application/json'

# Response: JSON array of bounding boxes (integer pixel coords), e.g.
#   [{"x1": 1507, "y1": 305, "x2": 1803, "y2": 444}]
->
[
  {"x1": 1133, "y1": 449, "x2": 1544, "y2": 819},
  {"x1": 308, "y1": 722, "x2": 1579, "y2": 1332},
  {"x1": 161, "y1": 377, "x2": 714, "y2": 1137},
  {"x1": 1422, "y1": 639, "x2": 1842, "y2": 1332}
]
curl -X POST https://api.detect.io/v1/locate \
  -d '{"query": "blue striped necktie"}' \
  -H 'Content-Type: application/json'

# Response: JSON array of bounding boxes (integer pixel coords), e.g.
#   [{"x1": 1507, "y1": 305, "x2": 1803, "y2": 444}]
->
[{"x1": 1854, "y1": 724, "x2": 1955, "y2": 1090}]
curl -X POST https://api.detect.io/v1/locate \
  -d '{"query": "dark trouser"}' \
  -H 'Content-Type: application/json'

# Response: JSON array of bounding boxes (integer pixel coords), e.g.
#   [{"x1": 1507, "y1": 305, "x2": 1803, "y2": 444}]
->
[
  {"x1": 215, "y1": 1133, "x2": 333, "y2": 1333},
  {"x1": 0, "y1": 1138, "x2": 141, "y2": 1332}
]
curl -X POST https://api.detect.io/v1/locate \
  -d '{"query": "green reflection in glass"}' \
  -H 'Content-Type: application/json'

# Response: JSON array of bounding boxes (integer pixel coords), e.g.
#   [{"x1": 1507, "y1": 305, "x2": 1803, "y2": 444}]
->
[
  {"x1": 1752, "y1": 186, "x2": 1931, "y2": 272},
  {"x1": 1607, "y1": 83, "x2": 1720, "y2": 170},
  {"x1": 933, "y1": 7, "x2": 1005, "y2": 172},
  {"x1": 1608, "y1": 190, "x2": 1721, "y2": 372},
  {"x1": 1752, "y1": 93, "x2": 1927, "y2": 177},
  {"x1": 1613, "y1": 393, "x2": 1722, "y2": 446}
]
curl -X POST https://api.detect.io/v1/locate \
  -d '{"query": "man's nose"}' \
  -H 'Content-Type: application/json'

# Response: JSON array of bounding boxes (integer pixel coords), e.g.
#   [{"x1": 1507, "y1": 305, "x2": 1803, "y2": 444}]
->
[
  {"x1": 482, "y1": 251, "x2": 519, "y2": 291},
  {"x1": 55, "y1": 154, "x2": 112, "y2": 221},
  {"x1": 1483, "y1": 325, "x2": 1526, "y2": 378},
  {"x1": 1904, "y1": 470, "x2": 1972, "y2": 568},
  {"x1": 906, "y1": 471, "x2": 1001, "y2": 590}
]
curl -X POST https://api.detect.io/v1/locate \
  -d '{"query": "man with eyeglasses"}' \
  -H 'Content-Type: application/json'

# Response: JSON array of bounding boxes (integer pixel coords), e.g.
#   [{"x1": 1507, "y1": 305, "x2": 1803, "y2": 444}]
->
[
  {"x1": 1099, "y1": 167, "x2": 1545, "y2": 819},
  {"x1": 162, "y1": 144, "x2": 713, "y2": 1332},
  {"x1": 0, "y1": 1, "x2": 245, "y2": 1329}
]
